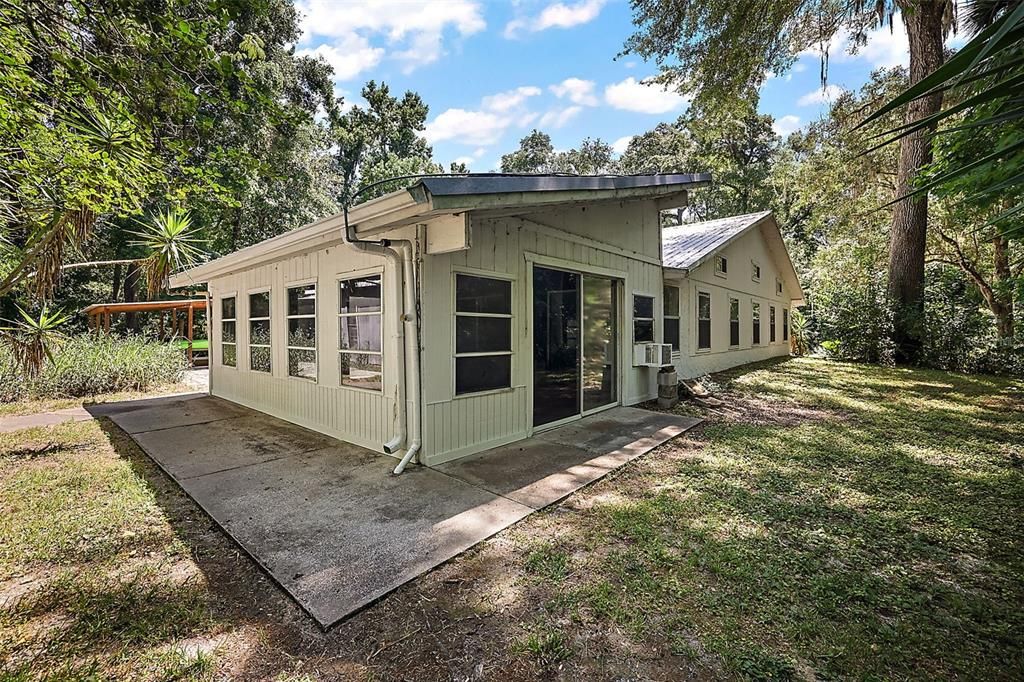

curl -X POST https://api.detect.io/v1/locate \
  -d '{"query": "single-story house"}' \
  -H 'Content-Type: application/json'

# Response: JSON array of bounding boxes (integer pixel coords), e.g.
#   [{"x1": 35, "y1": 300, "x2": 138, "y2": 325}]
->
[{"x1": 170, "y1": 174, "x2": 804, "y2": 471}]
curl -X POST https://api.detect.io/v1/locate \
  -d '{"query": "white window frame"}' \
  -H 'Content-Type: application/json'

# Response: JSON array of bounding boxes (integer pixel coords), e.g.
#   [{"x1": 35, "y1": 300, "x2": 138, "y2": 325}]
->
[
  {"x1": 247, "y1": 288, "x2": 272, "y2": 373},
  {"x1": 696, "y1": 290, "x2": 711, "y2": 351},
  {"x1": 338, "y1": 272, "x2": 383, "y2": 392},
  {"x1": 632, "y1": 293, "x2": 656, "y2": 343},
  {"x1": 220, "y1": 294, "x2": 237, "y2": 369},
  {"x1": 663, "y1": 285, "x2": 680, "y2": 351},
  {"x1": 751, "y1": 260, "x2": 762, "y2": 282},
  {"x1": 715, "y1": 255, "x2": 728, "y2": 278},
  {"x1": 453, "y1": 271, "x2": 514, "y2": 397},
  {"x1": 729, "y1": 296, "x2": 740, "y2": 348},
  {"x1": 776, "y1": 277, "x2": 784, "y2": 296},
  {"x1": 285, "y1": 280, "x2": 317, "y2": 382}
]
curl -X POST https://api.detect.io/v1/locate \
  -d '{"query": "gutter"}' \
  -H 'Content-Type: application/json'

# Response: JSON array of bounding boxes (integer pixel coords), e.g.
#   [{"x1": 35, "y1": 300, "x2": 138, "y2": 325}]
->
[{"x1": 341, "y1": 201, "x2": 422, "y2": 475}]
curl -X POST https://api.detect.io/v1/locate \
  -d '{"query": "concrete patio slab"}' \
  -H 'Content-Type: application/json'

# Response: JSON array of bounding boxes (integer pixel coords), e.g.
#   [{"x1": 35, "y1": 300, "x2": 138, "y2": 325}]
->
[
  {"x1": 437, "y1": 407, "x2": 701, "y2": 509},
  {"x1": 100, "y1": 396, "x2": 699, "y2": 628}
]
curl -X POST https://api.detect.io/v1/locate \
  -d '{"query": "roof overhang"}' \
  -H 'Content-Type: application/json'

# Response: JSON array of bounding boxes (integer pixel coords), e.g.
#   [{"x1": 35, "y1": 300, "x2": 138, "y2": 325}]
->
[{"x1": 170, "y1": 174, "x2": 711, "y2": 287}]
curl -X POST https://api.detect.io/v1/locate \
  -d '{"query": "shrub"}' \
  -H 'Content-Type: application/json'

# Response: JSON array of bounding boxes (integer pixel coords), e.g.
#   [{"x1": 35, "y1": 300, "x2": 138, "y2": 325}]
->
[{"x1": 0, "y1": 334, "x2": 185, "y2": 402}]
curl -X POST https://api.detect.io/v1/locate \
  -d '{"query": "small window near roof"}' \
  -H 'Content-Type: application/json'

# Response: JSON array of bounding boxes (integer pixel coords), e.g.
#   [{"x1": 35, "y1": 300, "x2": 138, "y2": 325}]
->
[
  {"x1": 248, "y1": 291, "x2": 271, "y2": 373},
  {"x1": 221, "y1": 296, "x2": 236, "y2": 367},
  {"x1": 715, "y1": 256, "x2": 728, "y2": 276},
  {"x1": 776, "y1": 277, "x2": 783, "y2": 295},
  {"x1": 286, "y1": 284, "x2": 317, "y2": 380},
  {"x1": 633, "y1": 294, "x2": 654, "y2": 343},
  {"x1": 752, "y1": 261, "x2": 761, "y2": 282},
  {"x1": 663, "y1": 286, "x2": 680, "y2": 351}
]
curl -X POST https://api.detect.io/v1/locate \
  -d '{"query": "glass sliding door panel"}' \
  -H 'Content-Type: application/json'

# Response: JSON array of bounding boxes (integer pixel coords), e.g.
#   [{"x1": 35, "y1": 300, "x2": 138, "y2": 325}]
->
[
  {"x1": 582, "y1": 275, "x2": 616, "y2": 411},
  {"x1": 533, "y1": 267, "x2": 580, "y2": 427}
]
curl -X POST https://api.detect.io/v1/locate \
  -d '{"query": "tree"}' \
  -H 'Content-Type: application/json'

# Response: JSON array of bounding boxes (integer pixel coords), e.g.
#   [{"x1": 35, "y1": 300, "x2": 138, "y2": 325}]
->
[
  {"x1": 623, "y1": 0, "x2": 956, "y2": 362},
  {"x1": 500, "y1": 131, "x2": 616, "y2": 174}
]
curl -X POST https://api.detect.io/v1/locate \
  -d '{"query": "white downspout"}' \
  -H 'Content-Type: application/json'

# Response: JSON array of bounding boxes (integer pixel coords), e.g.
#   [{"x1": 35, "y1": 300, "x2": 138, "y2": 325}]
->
[{"x1": 391, "y1": 239, "x2": 422, "y2": 475}]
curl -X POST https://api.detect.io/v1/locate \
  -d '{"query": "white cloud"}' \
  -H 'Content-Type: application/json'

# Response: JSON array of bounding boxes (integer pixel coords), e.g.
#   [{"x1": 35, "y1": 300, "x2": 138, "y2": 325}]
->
[
  {"x1": 296, "y1": 39, "x2": 384, "y2": 82},
  {"x1": 504, "y1": 0, "x2": 606, "y2": 38},
  {"x1": 772, "y1": 115, "x2": 802, "y2": 137},
  {"x1": 538, "y1": 105, "x2": 583, "y2": 128},
  {"x1": 797, "y1": 84, "x2": 845, "y2": 106},
  {"x1": 799, "y1": 14, "x2": 963, "y2": 72},
  {"x1": 482, "y1": 86, "x2": 542, "y2": 112},
  {"x1": 424, "y1": 109, "x2": 510, "y2": 145},
  {"x1": 295, "y1": 0, "x2": 485, "y2": 79},
  {"x1": 793, "y1": 62, "x2": 808, "y2": 73},
  {"x1": 604, "y1": 77, "x2": 690, "y2": 114},
  {"x1": 425, "y1": 85, "x2": 543, "y2": 146},
  {"x1": 453, "y1": 155, "x2": 475, "y2": 166},
  {"x1": 550, "y1": 78, "x2": 598, "y2": 106},
  {"x1": 612, "y1": 135, "x2": 633, "y2": 155}
]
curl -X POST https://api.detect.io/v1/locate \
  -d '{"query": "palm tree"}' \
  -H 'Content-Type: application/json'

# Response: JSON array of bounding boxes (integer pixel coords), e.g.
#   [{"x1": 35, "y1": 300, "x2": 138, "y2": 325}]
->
[
  {"x1": 0, "y1": 305, "x2": 70, "y2": 377},
  {"x1": 130, "y1": 207, "x2": 206, "y2": 297}
]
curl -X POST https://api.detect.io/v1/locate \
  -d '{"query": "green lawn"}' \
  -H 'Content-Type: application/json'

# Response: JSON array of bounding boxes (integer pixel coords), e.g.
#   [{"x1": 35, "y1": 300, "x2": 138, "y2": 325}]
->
[{"x1": 1, "y1": 358, "x2": 1021, "y2": 680}]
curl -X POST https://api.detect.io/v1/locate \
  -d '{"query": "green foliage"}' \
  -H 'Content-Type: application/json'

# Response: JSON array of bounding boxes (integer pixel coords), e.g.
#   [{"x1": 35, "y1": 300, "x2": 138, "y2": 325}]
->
[
  {"x1": 0, "y1": 305, "x2": 70, "y2": 377},
  {"x1": 500, "y1": 130, "x2": 616, "y2": 174},
  {"x1": 0, "y1": 334, "x2": 185, "y2": 402},
  {"x1": 130, "y1": 208, "x2": 206, "y2": 297}
]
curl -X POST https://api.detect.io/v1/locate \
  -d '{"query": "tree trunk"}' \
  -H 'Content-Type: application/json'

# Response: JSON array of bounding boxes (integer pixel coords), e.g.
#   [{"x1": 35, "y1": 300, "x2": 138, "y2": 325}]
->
[
  {"x1": 112, "y1": 262, "x2": 122, "y2": 301},
  {"x1": 888, "y1": 1, "x2": 947, "y2": 364},
  {"x1": 992, "y1": 234, "x2": 1014, "y2": 344},
  {"x1": 124, "y1": 266, "x2": 140, "y2": 332}
]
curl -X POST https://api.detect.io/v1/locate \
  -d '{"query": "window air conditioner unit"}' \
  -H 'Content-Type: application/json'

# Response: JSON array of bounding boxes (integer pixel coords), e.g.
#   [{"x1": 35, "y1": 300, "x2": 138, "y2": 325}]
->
[{"x1": 633, "y1": 342, "x2": 673, "y2": 368}]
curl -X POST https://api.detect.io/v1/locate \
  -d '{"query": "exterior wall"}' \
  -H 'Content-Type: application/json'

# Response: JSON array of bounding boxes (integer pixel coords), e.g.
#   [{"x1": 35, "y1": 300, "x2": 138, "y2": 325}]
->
[
  {"x1": 419, "y1": 202, "x2": 665, "y2": 465},
  {"x1": 205, "y1": 226, "x2": 416, "y2": 457},
  {"x1": 668, "y1": 223, "x2": 797, "y2": 379}
]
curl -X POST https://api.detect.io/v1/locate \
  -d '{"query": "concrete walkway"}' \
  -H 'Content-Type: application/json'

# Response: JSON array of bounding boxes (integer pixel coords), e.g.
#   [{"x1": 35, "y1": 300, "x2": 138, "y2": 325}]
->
[
  {"x1": 97, "y1": 395, "x2": 699, "y2": 628},
  {"x1": 0, "y1": 406, "x2": 93, "y2": 433}
]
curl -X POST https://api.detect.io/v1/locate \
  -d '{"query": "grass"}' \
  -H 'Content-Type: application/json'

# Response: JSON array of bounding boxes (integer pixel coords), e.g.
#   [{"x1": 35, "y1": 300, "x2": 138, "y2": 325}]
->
[{"x1": 0, "y1": 358, "x2": 1020, "y2": 680}]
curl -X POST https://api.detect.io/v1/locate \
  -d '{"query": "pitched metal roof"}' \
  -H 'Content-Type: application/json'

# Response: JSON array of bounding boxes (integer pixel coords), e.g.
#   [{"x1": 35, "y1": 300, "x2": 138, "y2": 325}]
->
[
  {"x1": 415, "y1": 173, "x2": 711, "y2": 197},
  {"x1": 662, "y1": 211, "x2": 772, "y2": 270}
]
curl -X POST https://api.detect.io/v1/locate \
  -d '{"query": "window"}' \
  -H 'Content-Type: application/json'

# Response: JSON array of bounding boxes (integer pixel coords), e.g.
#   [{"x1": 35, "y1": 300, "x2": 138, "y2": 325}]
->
[
  {"x1": 697, "y1": 291, "x2": 711, "y2": 350},
  {"x1": 715, "y1": 256, "x2": 728, "y2": 276},
  {"x1": 339, "y1": 275, "x2": 383, "y2": 391},
  {"x1": 752, "y1": 261, "x2": 761, "y2": 282},
  {"x1": 770, "y1": 306, "x2": 777, "y2": 343},
  {"x1": 221, "y1": 296, "x2": 236, "y2": 367},
  {"x1": 633, "y1": 294, "x2": 654, "y2": 342},
  {"x1": 286, "y1": 283, "x2": 316, "y2": 380},
  {"x1": 248, "y1": 291, "x2": 271, "y2": 373},
  {"x1": 663, "y1": 286, "x2": 680, "y2": 351},
  {"x1": 729, "y1": 297, "x2": 740, "y2": 347},
  {"x1": 776, "y1": 278, "x2": 783, "y2": 296},
  {"x1": 752, "y1": 302, "x2": 761, "y2": 345},
  {"x1": 783, "y1": 308, "x2": 789, "y2": 342},
  {"x1": 455, "y1": 273, "x2": 512, "y2": 395}
]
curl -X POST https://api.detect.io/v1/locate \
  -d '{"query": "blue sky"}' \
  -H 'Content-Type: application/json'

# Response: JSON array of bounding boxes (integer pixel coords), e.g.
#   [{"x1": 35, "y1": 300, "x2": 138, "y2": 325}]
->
[{"x1": 295, "y1": 0, "x2": 928, "y2": 171}]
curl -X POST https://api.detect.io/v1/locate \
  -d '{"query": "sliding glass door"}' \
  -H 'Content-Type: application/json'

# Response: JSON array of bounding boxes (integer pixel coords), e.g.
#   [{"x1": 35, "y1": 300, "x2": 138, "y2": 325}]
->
[{"x1": 532, "y1": 266, "x2": 617, "y2": 428}]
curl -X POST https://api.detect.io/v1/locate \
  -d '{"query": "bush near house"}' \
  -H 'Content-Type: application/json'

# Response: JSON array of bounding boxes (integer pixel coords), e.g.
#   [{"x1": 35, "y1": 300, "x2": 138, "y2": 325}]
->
[{"x1": 0, "y1": 334, "x2": 185, "y2": 402}]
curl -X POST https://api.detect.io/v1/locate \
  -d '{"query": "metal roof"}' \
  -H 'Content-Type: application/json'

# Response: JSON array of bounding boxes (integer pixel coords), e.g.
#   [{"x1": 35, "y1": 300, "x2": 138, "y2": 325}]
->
[
  {"x1": 662, "y1": 211, "x2": 773, "y2": 270},
  {"x1": 415, "y1": 173, "x2": 711, "y2": 197}
]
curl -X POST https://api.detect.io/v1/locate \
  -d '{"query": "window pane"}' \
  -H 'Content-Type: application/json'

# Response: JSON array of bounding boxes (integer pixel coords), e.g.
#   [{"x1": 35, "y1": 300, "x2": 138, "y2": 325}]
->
[
  {"x1": 455, "y1": 355, "x2": 511, "y2": 394},
  {"x1": 340, "y1": 276, "x2": 381, "y2": 314},
  {"x1": 456, "y1": 274, "x2": 511, "y2": 314},
  {"x1": 288, "y1": 284, "x2": 316, "y2": 316},
  {"x1": 250, "y1": 319, "x2": 271, "y2": 345},
  {"x1": 664, "y1": 318, "x2": 680, "y2": 351},
  {"x1": 250, "y1": 345, "x2": 272, "y2": 372},
  {"x1": 340, "y1": 352, "x2": 382, "y2": 391},
  {"x1": 730, "y1": 299, "x2": 739, "y2": 321},
  {"x1": 222, "y1": 344, "x2": 236, "y2": 367},
  {"x1": 698, "y1": 320, "x2": 711, "y2": 349},
  {"x1": 753, "y1": 321, "x2": 761, "y2": 345},
  {"x1": 455, "y1": 316, "x2": 511, "y2": 354},
  {"x1": 634, "y1": 319, "x2": 654, "y2": 343},
  {"x1": 222, "y1": 320, "x2": 236, "y2": 343},
  {"x1": 249, "y1": 291, "x2": 270, "y2": 318},
  {"x1": 663, "y1": 286, "x2": 679, "y2": 315},
  {"x1": 633, "y1": 295, "x2": 653, "y2": 319},
  {"x1": 339, "y1": 315, "x2": 381, "y2": 352},
  {"x1": 288, "y1": 349, "x2": 316, "y2": 380},
  {"x1": 288, "y1": 318, "x2": 316, "y2": 348},
  {"x1": 730, "y1": 321, "x2": 740, "y2": 347},
  {"x1": 698, "y1": 293, "x2": 711, "y2": 320},
  {"x1": 222, "y1": 297, "x2": 235, "y2": 320}
]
